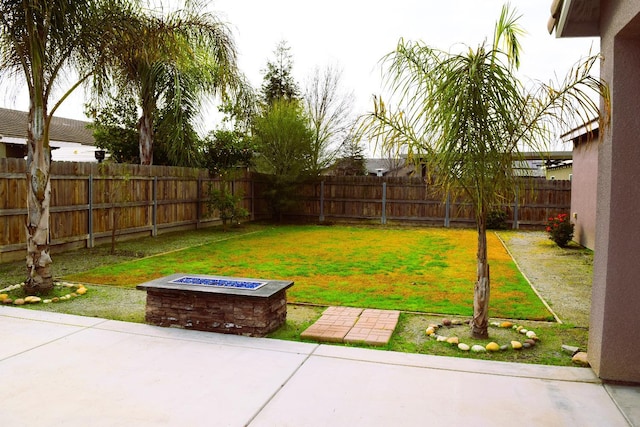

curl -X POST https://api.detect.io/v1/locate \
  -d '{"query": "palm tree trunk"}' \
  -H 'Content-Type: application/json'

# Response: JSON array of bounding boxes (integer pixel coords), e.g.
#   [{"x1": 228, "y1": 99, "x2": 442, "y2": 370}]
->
[
  {"x1": 24, "y1": 104, "x2": 54, "y2": 295},
  {"x1": 471, "y1": 215, "x2": 490, "y2": 339},
  {"x1": 138, "y1": 109, "x2": 154, "y2": 165}
]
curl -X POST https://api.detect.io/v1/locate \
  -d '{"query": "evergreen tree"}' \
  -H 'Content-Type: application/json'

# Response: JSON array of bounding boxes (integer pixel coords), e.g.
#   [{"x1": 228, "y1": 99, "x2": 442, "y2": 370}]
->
[
  {"x1": 335, "y1": 136, "x2": 367, "y2": 176},
  {"x1": 260, "y1": 40, "x2": 300, "y2": 105}
]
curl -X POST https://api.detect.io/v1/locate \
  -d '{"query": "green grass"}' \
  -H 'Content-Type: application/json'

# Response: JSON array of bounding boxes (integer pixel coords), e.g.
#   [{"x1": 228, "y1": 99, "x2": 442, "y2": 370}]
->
[{"x1": 67, "y1": 225, "x2": 554, "y2": 321}]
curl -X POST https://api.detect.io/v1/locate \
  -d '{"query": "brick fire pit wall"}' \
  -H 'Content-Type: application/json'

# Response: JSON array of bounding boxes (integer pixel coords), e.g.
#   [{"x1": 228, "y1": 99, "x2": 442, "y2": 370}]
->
[{"x1": 137, "y1": 274, "x2": 294, "y2": 337}]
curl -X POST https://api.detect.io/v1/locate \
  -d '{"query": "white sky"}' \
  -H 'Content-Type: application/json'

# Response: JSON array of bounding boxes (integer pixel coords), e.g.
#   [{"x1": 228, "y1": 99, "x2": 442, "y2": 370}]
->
[
  {"x1": 1, "y1": 0, "x2": 598, "y2": 149},
  {"x1": 212, "y1": 0, "x2": 598, "y2": 112}
]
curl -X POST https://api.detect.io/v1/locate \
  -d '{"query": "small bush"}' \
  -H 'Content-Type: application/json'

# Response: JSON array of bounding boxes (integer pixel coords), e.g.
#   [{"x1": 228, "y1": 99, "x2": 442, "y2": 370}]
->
[
  {"x1": 487, "y1": 210, "x2": 508, "y2": 230},
  {"x1": 546, "y1": 213, "x2": 574, "y2": 247},
  {"x1": 207, "y1": 187, "x2": 249, "y2": 228}
]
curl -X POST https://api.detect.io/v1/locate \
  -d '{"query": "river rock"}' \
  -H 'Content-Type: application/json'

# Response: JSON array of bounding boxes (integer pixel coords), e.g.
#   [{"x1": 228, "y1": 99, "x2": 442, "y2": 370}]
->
[
  {"x1": 442, "y1": 318, "x2": 452, "y2": 327},
  {"x1": 437, "y1": 335, "x2": 448, "y2": 342},
  {"x1": 24, "y1": 296, "x2": 42, "y2": 303},
  {"x1": 500, "y1": 321, "x2": 513, "y2": 328},
  {"x1": 0, "y1": 293, "x2": 8, "y2": 301},
  {"x1": 471, "y1": 345, "x2": 486, "y2": 353},
  {"x1": 519, "y1": 328, "x2": 529, "y2": 334},
  {"x1": 572, "y1": 352, "x2": 590, "y2": 366},
  {"x1": 13, "y1": 298, "x2": 25, "y2": 305},
  {"x1": 2, "y1": 298, "x2": 13, "y2": 304},
  {"x1": 447, "y1": 336, "x2": 459, "y2": 345},
  {"x1": 500, "y1": 345, "x2": 509, "y2": 351},
  {"x1": 511, "y1": 341, "x2": 523, "y2": 350},
  {"x1": 76, "y1": 287, "x2": 87, "y2": 295},
  {"x1": 525, "y1": 339, "x2": 536, "y2": 346},
  {"x1": 451, "y1": 319, "x2": 467, "y2": 326},
  {"x1": 458, "y1": 343, "x2": 470, "y2": 351},
  {"x1": 526, "y1": 330, "x2": 537, "y2": 339},
  {"x1": 523, "y1": 343, "x2": 531, "y2": 349},
  {"x1": 562, "y1": 344, "x2": 580, "y2": 355},
  {"x1": 426, "y1": 327, "x2": 436, "y2": 336},
  {"x1": 485, "y1": 342, "x2": 500, "y2": 352}
]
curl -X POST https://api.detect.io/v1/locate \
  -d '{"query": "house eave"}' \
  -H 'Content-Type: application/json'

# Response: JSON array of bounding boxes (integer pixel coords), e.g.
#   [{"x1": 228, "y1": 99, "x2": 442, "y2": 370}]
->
[{"x1": 549, "y1": 0, "x2": 600, "y2": 38}]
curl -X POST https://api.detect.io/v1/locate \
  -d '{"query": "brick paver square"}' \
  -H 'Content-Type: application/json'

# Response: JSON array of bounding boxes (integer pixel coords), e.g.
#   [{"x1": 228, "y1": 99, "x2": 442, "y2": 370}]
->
[
  {"x1": 300, "y1": 307, "x2": 363, "y2": 342},
  {"x1": 301, "y1": 306, "x2": 400, "y2": 346}
]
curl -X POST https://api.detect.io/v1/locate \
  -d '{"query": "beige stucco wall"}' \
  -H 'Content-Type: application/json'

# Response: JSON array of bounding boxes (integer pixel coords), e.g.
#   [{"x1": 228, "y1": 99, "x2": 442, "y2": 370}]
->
[
  {"x1": 571, "y1": 140, "x2": 598, "y2": 250},
  {"x1": 588, "y1": 0, "x2": 640, "y2": 383},
  {"x1": 545, "y1": 167, "x2": 573, "y2": 181}
]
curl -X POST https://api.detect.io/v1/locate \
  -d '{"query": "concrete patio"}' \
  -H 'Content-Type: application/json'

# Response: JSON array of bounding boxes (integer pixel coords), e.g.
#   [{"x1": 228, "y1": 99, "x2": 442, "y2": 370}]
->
[{"x1": 1, "y1": 305, "x2": 638, "y2": 426}]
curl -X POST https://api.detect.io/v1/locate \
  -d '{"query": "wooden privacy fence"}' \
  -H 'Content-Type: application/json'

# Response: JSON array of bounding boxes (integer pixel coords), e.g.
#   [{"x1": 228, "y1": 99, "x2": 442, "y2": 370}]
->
[
  {"x1": 280, "y1": 175, "x2": 571, "y2": 228},
  {"x1": 1, "y1": 160, "x2": 570, "y2": 262},
  {"x1": 0, "y1": 159, "x2": 253, "y2": 262}
]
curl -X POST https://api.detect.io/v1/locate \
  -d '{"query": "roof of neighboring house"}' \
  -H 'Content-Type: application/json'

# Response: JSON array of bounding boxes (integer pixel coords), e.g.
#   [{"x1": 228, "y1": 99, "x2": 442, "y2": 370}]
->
[
  {"x1": 365, "y1": 157, "x2": 409, "y2": 176},
  {"x1": 519, "y1": 151, "x2": 572, "y2": 161},
  {"x1": 364, "y1": 153, "x2": 567, "y2": 178},
  {"x1": 0, "y1": 107, "x2": 94, "y2": 145},
  {"x1": 561, "y1": 119, "x2": 600, "y2": 147},
  {"x1": 545, "y1": 159, "x2": 573, "y2": 170}
]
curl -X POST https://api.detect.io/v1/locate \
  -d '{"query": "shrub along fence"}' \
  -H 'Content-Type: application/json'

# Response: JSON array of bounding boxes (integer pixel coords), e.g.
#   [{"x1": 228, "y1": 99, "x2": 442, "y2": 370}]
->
[{"x1": 1, "y1": 159, "x2": 570, "y2": 262}]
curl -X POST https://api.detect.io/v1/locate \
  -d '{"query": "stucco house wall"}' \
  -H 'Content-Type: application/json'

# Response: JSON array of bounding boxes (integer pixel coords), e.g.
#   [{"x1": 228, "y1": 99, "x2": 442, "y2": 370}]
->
[
  {"x1": 545, "y1": 165, "x2": 573, "y2": 181},
  {"x1": 553, "y1": 0, "x2": 640, "y2": 384},
  {"x1": 571, "y1": 134, "x2": 599, "y2": 250}
]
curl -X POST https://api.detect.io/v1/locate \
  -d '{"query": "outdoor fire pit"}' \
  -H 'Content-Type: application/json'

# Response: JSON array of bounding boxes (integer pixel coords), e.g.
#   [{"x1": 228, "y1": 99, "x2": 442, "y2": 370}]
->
[{"x1": 137, "y1": 273, "x2": 294, "y2": 337}]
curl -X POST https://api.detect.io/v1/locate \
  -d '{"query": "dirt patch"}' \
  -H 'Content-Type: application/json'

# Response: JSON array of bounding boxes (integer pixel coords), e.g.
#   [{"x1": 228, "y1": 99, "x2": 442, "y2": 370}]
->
[{"x1": 496, "y1": 231, "x2": 593, "y2": 327}]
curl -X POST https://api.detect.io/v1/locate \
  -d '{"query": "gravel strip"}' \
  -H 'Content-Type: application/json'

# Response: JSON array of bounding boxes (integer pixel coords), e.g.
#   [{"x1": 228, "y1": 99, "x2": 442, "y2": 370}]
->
[{"x1": 497, "y1": 231, "x2": 593, "y2": 327}]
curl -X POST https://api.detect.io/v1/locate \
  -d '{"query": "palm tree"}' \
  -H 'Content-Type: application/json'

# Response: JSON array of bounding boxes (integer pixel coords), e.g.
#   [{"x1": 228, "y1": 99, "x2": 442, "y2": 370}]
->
[
  {"x1": 359, "y1": 5, "x2": 609, "y2": 338},
  {"x1": 95, "y1": 0, "x2": 243, "y2": 166},
  {"x1": 0, "y1": 0, "x2": 133, "y2": 294}
]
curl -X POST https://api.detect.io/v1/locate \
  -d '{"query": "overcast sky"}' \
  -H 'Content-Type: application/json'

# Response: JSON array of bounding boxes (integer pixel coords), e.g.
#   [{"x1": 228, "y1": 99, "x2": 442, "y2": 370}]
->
[
  {"x1": 1, "y1": 0, "x2": 598, "y2": 140},
  {"x1": 213, "y1": 0, "x2": 598, "y2": 114}
]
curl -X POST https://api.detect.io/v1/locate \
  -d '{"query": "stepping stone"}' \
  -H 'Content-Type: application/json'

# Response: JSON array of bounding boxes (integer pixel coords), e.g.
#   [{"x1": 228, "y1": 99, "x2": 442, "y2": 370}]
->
[
  {"x1": 301, "y1": 307, "x2": 401, "y2": 346},
  {"x1": 343, "y1": 309, "x2": 400, "y2": 346},
  {"x1": 300, "y1": 307, "x2": 363, "y2": 342}
]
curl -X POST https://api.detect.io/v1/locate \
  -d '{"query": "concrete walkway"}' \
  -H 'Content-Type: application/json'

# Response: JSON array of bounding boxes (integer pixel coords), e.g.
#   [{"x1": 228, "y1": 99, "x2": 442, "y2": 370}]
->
[{"x1": 1, "y1": 306, "x2": 638, "y2": 427}]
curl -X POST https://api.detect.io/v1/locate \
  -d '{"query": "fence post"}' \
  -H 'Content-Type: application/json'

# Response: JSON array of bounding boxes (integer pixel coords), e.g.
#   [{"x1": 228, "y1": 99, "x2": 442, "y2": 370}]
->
[
  {"x1": 251, "y1": 179, "x2": 255, "y2": 221},
  {"x1": 88, "y1": 174, "x2": 94, "y2": 248},
  {"x1": 381, "y1": 181, "x2": 387, "y2": 225},
  {"x1": 197, "y1": 177, "x2": 202, "y2": 229},
  {"x1": 319, "y1": 181, "x2": 325, "y2": 222},
  {"x1": 512, "y1": 187, "x2": 519, "y2": 229},
  {"x1": 152, "y1": 176, "x2": 158, "y2": 237},
  {"x1": 444, "y1": 192, "x2": 451, "y2": 227}
]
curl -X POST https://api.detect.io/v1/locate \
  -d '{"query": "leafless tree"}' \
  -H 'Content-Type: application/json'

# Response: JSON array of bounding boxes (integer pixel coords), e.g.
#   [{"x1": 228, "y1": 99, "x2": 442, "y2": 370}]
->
[{"x1": 304, "y1": 64, "x2": 355, "y2": 175}]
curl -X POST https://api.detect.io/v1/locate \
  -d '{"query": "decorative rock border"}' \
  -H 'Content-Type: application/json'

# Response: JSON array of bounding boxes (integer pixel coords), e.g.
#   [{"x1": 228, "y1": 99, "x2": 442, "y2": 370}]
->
[
  {"x1": 426, "y1": 318, "x2": 540, "y2": 352},
  {"x1": 0, "y1": 282, "x2": 87, "y2": 305}
]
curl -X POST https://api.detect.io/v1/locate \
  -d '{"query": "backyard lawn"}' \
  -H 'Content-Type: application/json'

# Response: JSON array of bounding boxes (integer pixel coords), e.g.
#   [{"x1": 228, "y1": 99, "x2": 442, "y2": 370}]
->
[{"x1": 67, "y1": 225, "x2": 553, "y2": 321}]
